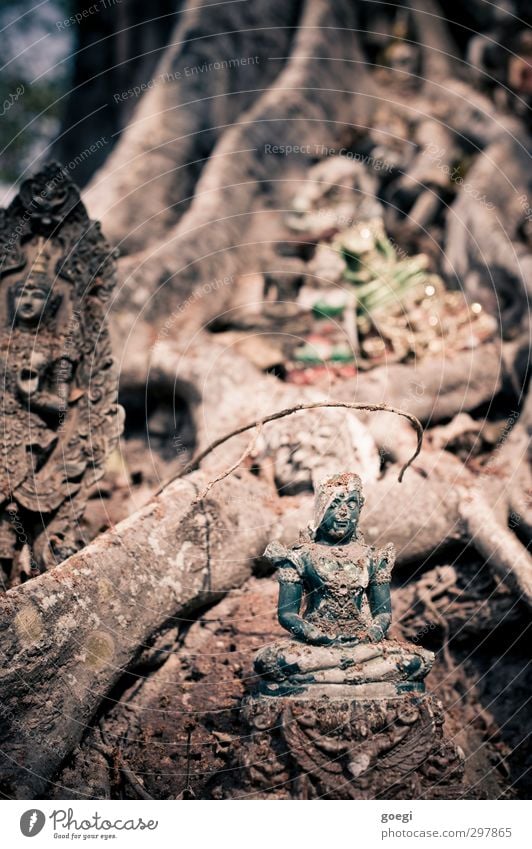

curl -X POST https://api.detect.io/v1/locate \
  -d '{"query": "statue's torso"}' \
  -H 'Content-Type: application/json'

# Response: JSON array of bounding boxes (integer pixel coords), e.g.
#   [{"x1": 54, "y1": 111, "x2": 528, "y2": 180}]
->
[
  {"x1": 1, "y1": 330, "x2": 60, "y2": 412},
  {"x1": 299, "y1": 540, "x2": 375, "y2": 637},
  {"x1": 0, "y1": 329, "x2": 76, "y2": 502}
]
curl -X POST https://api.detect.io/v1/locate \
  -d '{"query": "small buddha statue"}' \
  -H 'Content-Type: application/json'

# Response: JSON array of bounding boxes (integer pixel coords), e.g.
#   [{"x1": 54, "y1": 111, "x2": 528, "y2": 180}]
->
[{"x1": 255, "y1": 473, "x2": 433, "y2": 698}]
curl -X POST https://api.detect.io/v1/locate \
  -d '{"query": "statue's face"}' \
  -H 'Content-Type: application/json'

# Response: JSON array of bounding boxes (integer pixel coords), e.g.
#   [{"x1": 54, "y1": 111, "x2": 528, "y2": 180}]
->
[
  {"x1": 319, "y1": 492, "x2": 361, "y2": 542},
  {"x1": 13, "y1": 284, "x2": 49, "y2": 325},
  {"x1": 388, "y1": 43, "x2": 418, "y2": 76}
]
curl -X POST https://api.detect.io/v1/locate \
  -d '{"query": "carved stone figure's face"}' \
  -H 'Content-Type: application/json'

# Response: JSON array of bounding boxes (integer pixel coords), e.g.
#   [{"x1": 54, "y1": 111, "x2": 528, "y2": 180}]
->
[
  {"x1": 13, "y1": 284, "x2": 49, "y2": 325},
  {"x1": 387, "y1": 43, "x2": 419, "y2": 77},
  {"x1": 319, "y1": 492, "x2": 361, "y2": 543}
]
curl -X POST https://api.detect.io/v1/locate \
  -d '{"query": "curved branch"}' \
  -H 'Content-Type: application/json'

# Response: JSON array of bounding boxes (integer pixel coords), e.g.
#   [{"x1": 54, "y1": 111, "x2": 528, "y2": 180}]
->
[{"x1": 156, "y1": 401, "x2": 423, "y2": 495}]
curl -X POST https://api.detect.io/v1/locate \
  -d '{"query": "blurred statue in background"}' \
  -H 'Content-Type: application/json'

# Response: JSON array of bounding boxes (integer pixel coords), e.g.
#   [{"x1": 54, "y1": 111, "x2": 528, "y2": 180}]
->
[{"x1": 0, "y1": 164, "x2": 123, "y2": 585}]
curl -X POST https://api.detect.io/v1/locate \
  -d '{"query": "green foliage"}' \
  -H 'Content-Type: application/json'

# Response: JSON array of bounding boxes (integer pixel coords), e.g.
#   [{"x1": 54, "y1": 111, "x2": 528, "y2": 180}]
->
[
  {"x1": 0, "y1": 0, "x2": 72, "y2": 185},
  {"x1": 0, "y1": 75, "x2": 65, "y2": 184}
]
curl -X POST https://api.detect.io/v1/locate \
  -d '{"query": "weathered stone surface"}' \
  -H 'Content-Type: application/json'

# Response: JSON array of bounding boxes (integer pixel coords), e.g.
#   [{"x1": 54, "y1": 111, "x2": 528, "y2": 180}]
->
[{"x1": 239, "y1": 694, "x2": 465, "y2": 799}]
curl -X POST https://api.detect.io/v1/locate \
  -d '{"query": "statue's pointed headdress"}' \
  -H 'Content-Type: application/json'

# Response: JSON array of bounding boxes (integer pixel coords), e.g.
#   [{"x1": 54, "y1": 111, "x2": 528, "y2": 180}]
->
[
  {"x1": 13, "y1": 237, "x2": 53, "y2": 293},
  {"x1": 0, "y1": 163, "x2": 117, "y2": 302}
]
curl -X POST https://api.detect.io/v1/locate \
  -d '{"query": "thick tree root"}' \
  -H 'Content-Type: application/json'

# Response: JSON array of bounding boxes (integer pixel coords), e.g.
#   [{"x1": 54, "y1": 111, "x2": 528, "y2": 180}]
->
[
  {"x1": 85, "y1": 0, "x2": 302, "y2": 253},
  {"x1": 459, "y1": 492, "x2": 532, "y2": 611},
  {"x1": 0, "y1": 470, "x2": 276, "y2": 798}
]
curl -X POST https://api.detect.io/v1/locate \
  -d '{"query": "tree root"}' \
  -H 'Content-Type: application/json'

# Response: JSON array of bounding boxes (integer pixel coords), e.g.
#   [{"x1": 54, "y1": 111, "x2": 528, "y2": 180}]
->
[
  {"x1": 0, "y1": 470, "x2": 277, "y2": 798},
  {"x1": 157, "y1": 400, "x2": 423, "y2": 495},
  {"x1": 459, "y1": 491, "x2": 532, "y2": 611}
]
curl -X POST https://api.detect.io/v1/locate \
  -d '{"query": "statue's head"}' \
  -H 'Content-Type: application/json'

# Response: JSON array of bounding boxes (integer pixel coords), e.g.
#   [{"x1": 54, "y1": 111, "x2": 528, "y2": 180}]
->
[
  {"x1": 312, "y1": 473, "x2": 364, "y2": 543},
  {"x1": 11, "y1": 278, "x2": 51, "y2": 325},
  {"x1": 8, "y1": 247, "x2": 62, "y2": 327}
]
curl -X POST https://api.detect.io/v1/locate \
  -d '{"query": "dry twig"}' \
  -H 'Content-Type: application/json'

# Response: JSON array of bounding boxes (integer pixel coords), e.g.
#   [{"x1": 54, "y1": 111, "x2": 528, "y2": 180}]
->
[{"x1": 156, "y1": 401, "x2": 423, "y2": 497}]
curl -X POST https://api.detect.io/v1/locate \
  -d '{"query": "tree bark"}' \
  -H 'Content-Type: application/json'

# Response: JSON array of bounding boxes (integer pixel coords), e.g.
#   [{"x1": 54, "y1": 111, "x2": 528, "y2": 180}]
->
[
  {"x1": 85, "y1": 0, "x2": 303, "y2": 252},
  {"x1": 0, "y1": 469, "x2": 277, "y2": 798}
]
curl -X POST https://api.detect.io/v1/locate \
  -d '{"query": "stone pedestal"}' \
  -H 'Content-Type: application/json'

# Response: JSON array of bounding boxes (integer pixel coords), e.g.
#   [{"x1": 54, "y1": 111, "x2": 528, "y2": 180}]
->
[{"x1": 240, "y1": 693, "x2": 464, "y2": 799}]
